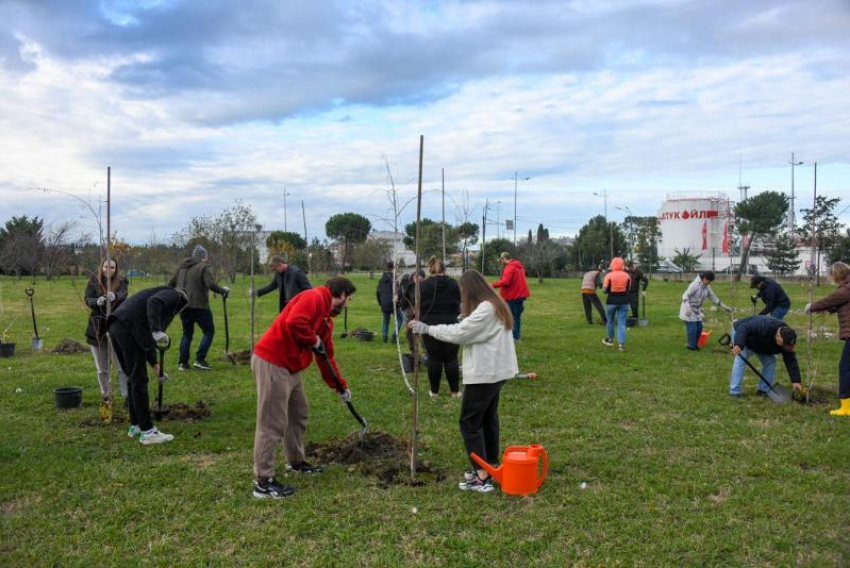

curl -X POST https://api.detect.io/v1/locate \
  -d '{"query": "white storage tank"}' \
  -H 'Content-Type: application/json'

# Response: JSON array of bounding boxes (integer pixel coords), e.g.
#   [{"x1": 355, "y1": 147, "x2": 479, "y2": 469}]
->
[{"x1": 657, "y1": 192, "x2": 733, "y2": 270}]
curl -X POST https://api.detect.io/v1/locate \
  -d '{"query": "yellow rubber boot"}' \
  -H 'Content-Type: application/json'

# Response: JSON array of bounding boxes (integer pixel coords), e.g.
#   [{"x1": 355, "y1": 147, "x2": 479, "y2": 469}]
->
[{"x1": 829, "y1": 398, "x2": 850, "y2": 417}]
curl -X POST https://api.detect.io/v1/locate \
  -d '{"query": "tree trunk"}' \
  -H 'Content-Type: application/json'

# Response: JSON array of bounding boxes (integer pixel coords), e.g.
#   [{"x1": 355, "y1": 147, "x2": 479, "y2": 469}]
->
[{"x1": 734, "y1": 235, "x2": 755, "y2": 282}]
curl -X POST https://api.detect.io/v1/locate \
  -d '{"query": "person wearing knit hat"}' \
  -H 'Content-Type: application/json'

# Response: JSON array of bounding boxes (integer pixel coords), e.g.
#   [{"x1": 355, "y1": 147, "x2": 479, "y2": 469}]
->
[{"x1": 168, "y1": 244, "x2": 230, "y2": 370}]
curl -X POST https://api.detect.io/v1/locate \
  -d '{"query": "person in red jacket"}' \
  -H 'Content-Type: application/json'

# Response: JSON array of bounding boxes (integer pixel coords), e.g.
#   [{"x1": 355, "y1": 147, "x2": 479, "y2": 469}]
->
[
  {"x1": 251, "y1": 277, "x2": 356, "y2": 499},
  {"x1": 492, "y1": 252, "x2": 531, "y2": 341}
]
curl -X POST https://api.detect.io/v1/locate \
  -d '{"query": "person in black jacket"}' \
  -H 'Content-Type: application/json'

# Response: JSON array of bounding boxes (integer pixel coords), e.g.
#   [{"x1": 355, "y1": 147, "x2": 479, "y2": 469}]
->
[
  {"x1": 419, "y1": 257, "x2": 462, "y2": 397},
  {"x1": 729, "y1": 315, "x2": 803, "y2": 398},
  {"x1": 398, "y1": 269, "x2": 426, "y2": 354},
  {"x1": 252, "y1": 255, "x2": 312, "y2": 313},
  {"x1": 750, "y1": 276, "x2": 791, "y2": 320},
  {"x1": 376, "y1": 261, "x2": 402, "y2": 342},
  {"x1": 626, "y1": 260, "x2": 649, "y2": 319},
  {"x1": 107, "y1": 286, "x2": 188, "y2": 444},
  {"x1": 84, "y1": 259, "x2": 130, "y2": 404}
]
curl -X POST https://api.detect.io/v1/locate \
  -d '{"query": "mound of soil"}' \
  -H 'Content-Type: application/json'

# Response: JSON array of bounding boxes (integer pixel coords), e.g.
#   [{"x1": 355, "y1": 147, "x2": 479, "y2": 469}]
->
[
  {"x1": 52, "y1": 339, "x2": 88, "y2": 354},
  {"x1": 220, "y1": 349, "x2": 252, "y2": 364},
  {"x1": 799, "y1": 385, "x2": 837, "y2": 406},
  {"x1": 305, "y1": 431, "x2": 444, "y2": 487},
  {"x1": 159, "y1": 401, "x2": 211, "y2": 421}
]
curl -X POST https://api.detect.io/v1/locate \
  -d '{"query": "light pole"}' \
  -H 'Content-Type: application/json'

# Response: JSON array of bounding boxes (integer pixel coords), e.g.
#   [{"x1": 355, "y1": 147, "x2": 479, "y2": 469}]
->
[
  {"x1": 594, "y1": 190, "x2": 613, "y2": 260},
  {"x1": 615, "y1": 205, "x2": 633, "y2": 261},
  {"x1": 789, "y1": 152, "x2": 803, "y2": 237},
  {"x1": 283, "y1": 188, "x2": 291, "y2": 232},
  {"x1": 514, "y1": 172, "x2": 530, "y2": 247},
  {"x1": 480, "y1": 200, "x2": 501, "y2": 273}
]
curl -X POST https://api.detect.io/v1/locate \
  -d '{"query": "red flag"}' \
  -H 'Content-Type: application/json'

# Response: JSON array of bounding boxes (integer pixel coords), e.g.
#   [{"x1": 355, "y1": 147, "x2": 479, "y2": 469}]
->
[
  {"x1": 722, "y1": 222, "x2": 729, "y2": 254},
  {"x1": 701, "y1": 220, "x2": 708, "y2": 250}
]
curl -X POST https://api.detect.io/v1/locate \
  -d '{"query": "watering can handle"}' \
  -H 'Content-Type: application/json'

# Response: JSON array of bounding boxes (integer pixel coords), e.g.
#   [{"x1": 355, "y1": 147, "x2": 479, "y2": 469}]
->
[{"x1": 537, "y1": 448, "x2": 548, "y2": 488}]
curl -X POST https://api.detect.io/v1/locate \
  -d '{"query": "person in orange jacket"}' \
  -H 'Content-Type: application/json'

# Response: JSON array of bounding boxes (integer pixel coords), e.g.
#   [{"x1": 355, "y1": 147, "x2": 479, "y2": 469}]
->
[
  {"x1": 602, "y1": 257, "x2": 632, "y2": 351},
  {"x1": 492, "y1": 252, "x2": 531, "y2": 342},
  {"x1": 250, "y1": 277, "x2": 356, "y2": 499}
]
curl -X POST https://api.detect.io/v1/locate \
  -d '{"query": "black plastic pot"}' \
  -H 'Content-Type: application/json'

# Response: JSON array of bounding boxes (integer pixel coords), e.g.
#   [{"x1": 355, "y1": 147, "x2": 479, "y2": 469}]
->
[
  {"x1": 0, "y1": 343, "x2": 15, "y2": 358},
  {"x1": 54, "y1": 386, "x2": 83, "y2": 409}
]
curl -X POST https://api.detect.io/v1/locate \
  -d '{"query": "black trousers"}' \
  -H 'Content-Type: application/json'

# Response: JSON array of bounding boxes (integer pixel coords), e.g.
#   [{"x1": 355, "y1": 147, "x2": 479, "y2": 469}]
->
[
  {"x1": 628, "y1": 291, "x2": 639, "y2": 318},
  {"x1": 421, "y1": 335, "x2": 460, "y2": 393},
  {"x1": 460, "y1": 381, "x2": 506, "y2": 469},
  {"x1": 839, "y1": 339, "x2": 850, "y2": 399},
  {"x1": 108, "y1": 321, "x2": 154, "y2": 431},
  {"x1": 582, "y1": 293, "x2": 606, "y2": 323}
]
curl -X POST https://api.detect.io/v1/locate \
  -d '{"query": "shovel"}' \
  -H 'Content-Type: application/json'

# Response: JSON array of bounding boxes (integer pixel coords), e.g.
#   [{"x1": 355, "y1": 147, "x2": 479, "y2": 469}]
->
[
  {"x1": 152, "y1": 340, "x2": 171, "y2": 419},
  {"x1": 718, "y1": 334, "x2": 792, "y2": 404},
  {"x1": 25, "y1": 288, "x2": 42, "y2": 351},
  {"x1": 222, "y1": 294, "x2": 236, "y2": 365},
  {"x1": 639, "y1": 291, "x2": 648, "y2": 327},
  {"x1": 317, "y1": 347, "x2": 367, "y2": 439},
  {"x1": 340, "y1": 306, "x2": 350, "y2": 338}
]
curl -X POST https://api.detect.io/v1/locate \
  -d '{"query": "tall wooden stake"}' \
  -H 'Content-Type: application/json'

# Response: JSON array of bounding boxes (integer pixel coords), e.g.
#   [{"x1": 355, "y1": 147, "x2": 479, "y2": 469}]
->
[
  {"x1": 302, "y1": 200, "x2": 311, "y2": 275},
  {"x1": 105, "y1": 167, "x2": 113, "y2": 389},
  {"x1": 441, "y1": 168, "x2": 446, "y2": 262},
  {"x1": 411, "y1": 135, "x2": 424, "y2": 480},
  {"x1": 250, "y1": 227, "x2": 256, "y2": 352},
  {"x1": 807, "y1": 162, "x2": 817, "y2": 402}
]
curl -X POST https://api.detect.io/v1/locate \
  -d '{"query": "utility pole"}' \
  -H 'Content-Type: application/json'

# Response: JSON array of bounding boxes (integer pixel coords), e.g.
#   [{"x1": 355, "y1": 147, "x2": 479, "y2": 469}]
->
[
  {"x1": 789, "y1": 152, "x2": 803, "y2": 237},
  {"x1": 283, "y1": 188, "x2": 290, "y2": 232},
  {"x1": 481, "y1": 198, "x2": 488, "y2": 273},
  {"x1": 594, "y1": 189, "x2": 612, "y2": 260},
  {"x1": 513, "y1": 172, "x2": 530, "y2": 247}
]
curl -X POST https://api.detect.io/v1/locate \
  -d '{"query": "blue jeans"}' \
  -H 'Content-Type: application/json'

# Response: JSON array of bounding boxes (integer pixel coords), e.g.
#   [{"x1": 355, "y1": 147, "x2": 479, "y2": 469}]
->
[
  {"x1": 685, "y1": 321, "x2": 703, "y2": 350},
  {"x1": 729, "y1": 328, "x2": 776, "y2": 395},
  {"x1": 606, "y1": 304, "x2": 628, "y2": 345},
  {"x1": 381, "y1": 308, "x2": 403, "y2": 339},
  {"x1": 179, "y1": 308, "x2": 215, "y2": 365},
  {"x1": 507, "y1": 298, "x2": 525, "y2": 341},
  {"x1": 770, "y1": 306, "x2": 789, "y2": 320}
]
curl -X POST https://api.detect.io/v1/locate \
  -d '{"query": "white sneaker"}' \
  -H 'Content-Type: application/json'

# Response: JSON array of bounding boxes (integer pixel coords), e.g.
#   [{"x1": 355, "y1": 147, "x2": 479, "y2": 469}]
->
[
  {"x1": 139, "y1": 428, "x2": 174, "y2": 445},
  {"x1": 429, "y1": 391, "x2": 439, "y2": 399}
]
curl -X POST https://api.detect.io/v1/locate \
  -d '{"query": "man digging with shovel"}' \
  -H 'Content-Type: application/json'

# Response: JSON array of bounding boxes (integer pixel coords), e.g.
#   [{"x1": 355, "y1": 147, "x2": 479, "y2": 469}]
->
[
  {"x1": 728, "y1": 315, "x2": 803, "y2": 400},
  {"x1": 250, "y1": 277, "x2": 356, "y2": 499}
]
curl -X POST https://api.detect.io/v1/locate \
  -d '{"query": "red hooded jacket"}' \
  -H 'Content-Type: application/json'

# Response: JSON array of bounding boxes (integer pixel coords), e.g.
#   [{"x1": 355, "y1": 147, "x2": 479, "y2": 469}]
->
[
  {"x1": 253, "y1": 286, "x2": 348, "y2": 391},
  {"x1": 492, "y1": 259, "x2": 531, "y2": 301}
]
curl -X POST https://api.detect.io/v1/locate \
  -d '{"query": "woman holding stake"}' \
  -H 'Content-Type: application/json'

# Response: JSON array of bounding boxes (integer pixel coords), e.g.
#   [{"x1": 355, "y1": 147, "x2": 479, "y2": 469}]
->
[
  {"x1": 409, "y1": 269, "x2": 517, "y2": 493},
  {"x1": 806, "y1": 261, "x2": 850, "y2": 416}
]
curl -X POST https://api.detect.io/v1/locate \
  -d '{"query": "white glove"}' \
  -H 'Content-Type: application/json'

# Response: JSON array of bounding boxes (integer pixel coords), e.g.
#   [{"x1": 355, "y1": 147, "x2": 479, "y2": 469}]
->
[
  {"x1": 222, "y1": 286, "x2": 231, "y2": 298},
  {"x1": 804, "y1": 302, "x2": 812, "y2": 314},
  {"x1": 97, "y1": 296, "x2": 107, "y2": 306},
  {"x1": 106, "y1": 291, "x2": 116, "y2": 302},
  {"x1": 721, "y1": 303, "x2": 733, "y2": 313},
  {"x1": 338, "y1": 390, "x2": 352, "y2": 403},
  {"x1": 158, "y1": 372, "x2": 170, "y2": 385},
  {"x1": 152, "y1": 331, "x2": 169, "y2": 349},
  {"x1": 408, "y1": 320, "x2": 430, "y2": 334},
  {"x1": 248, "y1": 288, "x2": 256, "y2": 298},
  {"x1": 311, "y1": 336, "x2": 326, "y2": 355}
]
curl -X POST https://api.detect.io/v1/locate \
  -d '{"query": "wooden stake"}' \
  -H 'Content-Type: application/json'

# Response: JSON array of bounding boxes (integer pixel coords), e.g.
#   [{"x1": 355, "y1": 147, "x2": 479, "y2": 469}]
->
[
  {"x1": 411, "y1": 135, "x2": 424, "y2": 481},
  {"x1": 441, "y1": 168, "x2": 446, "y2": 262},
  {"x1": 806, "y1": 162, "x2": 817, "y2": 401},
  {"x1": 302, "y1": 200, "x2": 311, "y2": 275},
  {"x1": 105, "y1": 167, "x2": 113, "y2": 389}
]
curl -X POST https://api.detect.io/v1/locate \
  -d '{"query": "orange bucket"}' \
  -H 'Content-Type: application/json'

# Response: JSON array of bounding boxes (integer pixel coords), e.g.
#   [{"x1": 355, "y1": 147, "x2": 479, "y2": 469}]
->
[{"x1": 697, "y1": 330, "x2": 712, "y2": 348}]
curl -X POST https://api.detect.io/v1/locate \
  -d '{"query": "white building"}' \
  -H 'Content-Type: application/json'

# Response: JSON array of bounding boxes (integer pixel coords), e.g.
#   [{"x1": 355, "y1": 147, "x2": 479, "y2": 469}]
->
[{"x1": 370, "y1": 230, "x2": 417, "y2": 266}]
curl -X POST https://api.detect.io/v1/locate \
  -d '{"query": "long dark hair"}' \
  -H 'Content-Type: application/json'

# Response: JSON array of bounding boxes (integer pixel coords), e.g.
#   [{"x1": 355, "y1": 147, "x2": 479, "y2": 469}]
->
[
  {"x1": 458, "y1": 270, "x2": 512, "y2": 330},
  {"x1": 95, "y1": 258, "x2": 121, "y2": 291}
]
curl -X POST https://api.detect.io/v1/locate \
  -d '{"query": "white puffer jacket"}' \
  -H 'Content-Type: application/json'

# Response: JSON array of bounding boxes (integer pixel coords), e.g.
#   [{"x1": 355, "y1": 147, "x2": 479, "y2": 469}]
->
[
  {"x1": 679, "y1": 276, "x2": 721, "y2": 322},
  {"x1": 425, "y1": 301, "x2": 518, "y2": 384}
]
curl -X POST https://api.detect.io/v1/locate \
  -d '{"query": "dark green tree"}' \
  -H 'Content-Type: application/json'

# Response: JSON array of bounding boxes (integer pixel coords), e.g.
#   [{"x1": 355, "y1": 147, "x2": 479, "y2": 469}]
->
[
  {"x1": 480, "y1": 237, "x2": 515, "y2": 275},
  {"x1": 631, "y1": 216, "x2": 661, "y2": 271},
  {"x1": 325, "y1": 213, "x2": 371, "y2": 271},
  {"x1": 571, "y1": 215, "x2": 626, "y2": 270},
  {"x1": 0, "y1": 215, "x2": 45, "y2": 277},
  {"x1": 734, "y1": 191, "x2": 788, "y2": 281},
  {"x1": 456, "y1": 221, "x2": 479, "y2": 270},
  {"x1": 766, "y1": 232, "x2": 801, "y2": 276},
  {"x1": 403, "y1": 219, "x2": 459, "y2": 262}
]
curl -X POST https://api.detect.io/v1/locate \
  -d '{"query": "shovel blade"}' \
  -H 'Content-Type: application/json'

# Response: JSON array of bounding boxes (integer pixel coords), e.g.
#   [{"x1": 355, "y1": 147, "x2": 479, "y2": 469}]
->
[
  {"x1": 31, "y1": 338, "x2": 43, "y2": 351},
  {"x1": 766, "y1": 383, "x2": 792, "y2": 404}
]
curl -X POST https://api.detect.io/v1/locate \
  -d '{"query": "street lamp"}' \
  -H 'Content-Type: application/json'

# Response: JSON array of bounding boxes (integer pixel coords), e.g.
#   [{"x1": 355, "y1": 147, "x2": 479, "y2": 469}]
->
[
  {"x1": 481, "y1": 199, "x2": 501, "y2": 273},
  {"x1": 615, "y1": 205, "x2": 634, "y2": 261},
  {"x1": 594, "y1": 190, "x2": 613, "y2": 260},
  {"x1": 283, "y1": 188, "x2": 291, "y2": 232},
  {"x1": 514, "y1": 172, "x2": 530, "y2": 246},
  {"x1": 789, "y1": 152, "x2": 803, "y2": 237}
]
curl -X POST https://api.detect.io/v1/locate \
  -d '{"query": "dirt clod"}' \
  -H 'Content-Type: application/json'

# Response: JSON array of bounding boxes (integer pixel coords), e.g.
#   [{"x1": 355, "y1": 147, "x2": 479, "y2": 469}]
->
[
  {"x1": 221, "y1": 349, "x2": 252, "y2": 364},
  {"x1": 52, "y1": 339, "x2": 88, "y2": 354},
  {"x1": 305, "y1": 430, "x2": 444, "y2": 487}
]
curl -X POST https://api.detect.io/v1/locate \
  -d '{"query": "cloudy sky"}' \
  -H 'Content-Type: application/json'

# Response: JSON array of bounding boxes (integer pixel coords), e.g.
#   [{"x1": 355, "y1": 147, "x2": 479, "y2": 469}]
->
[{"x1": 1, "y1": 0, "x2": 849, "y2": 244}]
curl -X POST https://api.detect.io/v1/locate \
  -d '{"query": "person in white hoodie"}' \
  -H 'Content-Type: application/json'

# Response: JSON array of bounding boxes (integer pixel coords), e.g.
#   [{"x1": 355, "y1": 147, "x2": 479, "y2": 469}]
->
[
  {"x1": 409, "y1": 269, "x2": 518, "y2": 493},
  {"x1": 679, "y1": 271, "x2": 733, "y2": 350}
]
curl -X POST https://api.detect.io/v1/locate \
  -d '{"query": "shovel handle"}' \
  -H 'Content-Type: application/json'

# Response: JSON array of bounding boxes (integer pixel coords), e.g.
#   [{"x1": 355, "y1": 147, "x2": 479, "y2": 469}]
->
[
  {"x1": 737, "y1": 353, "x2": 778, "y2": 393},
  {"x1": 319, "y1": 349, "x2": 367, "y2": 431}
]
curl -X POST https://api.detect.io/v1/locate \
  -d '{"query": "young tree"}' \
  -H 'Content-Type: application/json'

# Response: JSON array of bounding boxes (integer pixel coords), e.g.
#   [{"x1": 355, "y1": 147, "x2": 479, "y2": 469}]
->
[
  {"x1": 520, "y1": 239, "x2": 568, "y2": 283},
  {"x1": 798, "y1": 195, "x2": 843, "y2": 285},
  {"x1": 766, "y1": 232, "x2": 801, "y2": 276},
  {"x1": 42, "y1": 221, "x2": 77, "y2": 280},
  {"x1": 672, "y1": 248, "x2": 702, "y2": 273},
  {"x1": 734, "y1": 191, "x2": 788, "y2": 281},
  {"x1": 325, "y1": 213, "x2": 371, "y2": 271}
]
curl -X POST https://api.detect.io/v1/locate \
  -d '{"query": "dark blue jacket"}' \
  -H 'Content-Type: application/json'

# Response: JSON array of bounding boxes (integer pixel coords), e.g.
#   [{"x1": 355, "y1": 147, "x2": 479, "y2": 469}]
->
[
  {"x1": 108, "y1": 286, "x2": 187, "y2": 366},
  {"x1": 733, "y1": 315, "x2": 801, "y2": 383},
  {"x1": 754, "y1": 278, "x2": 791, "y2": 315}
]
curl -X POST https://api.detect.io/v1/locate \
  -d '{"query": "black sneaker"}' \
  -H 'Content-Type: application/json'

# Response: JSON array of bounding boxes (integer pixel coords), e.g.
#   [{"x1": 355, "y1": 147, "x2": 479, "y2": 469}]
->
[
  {"x1": 178, "y1": 363, "x2": 190, "y2": 371},
  {"x1": 252, "y1": 477, "x2": 296, "y2": 499},
  {"x1": 193, "y1": 360, "x2": 212, "y2": 371},
  {"x1": 285, "y1": 461, "x2": 324, "y2": 474}
]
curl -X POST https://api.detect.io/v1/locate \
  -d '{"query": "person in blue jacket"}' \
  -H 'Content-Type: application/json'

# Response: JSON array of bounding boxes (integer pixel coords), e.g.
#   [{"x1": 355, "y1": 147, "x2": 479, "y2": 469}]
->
[
  {"x1": 749, "y1": 276, "x2": 791, "y2": 320},
  {"x1": 729, "y1": 315, "x2": 803, "y2": 398}
]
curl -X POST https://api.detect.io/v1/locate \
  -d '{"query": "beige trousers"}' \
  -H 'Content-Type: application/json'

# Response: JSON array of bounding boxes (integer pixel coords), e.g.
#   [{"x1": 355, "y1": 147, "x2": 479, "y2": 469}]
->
[{"x1": 252, "y1": 355, "x2": 309, "y2": 479}]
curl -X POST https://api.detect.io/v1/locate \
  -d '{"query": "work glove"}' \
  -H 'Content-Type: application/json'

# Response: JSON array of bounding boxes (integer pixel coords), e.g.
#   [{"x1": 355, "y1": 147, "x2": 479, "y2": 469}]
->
[
  {"x1": 750, "y1": 295, "x2": 758, "y2": 304},
  {"x1": 804, "y1": 302, "x2": 812, "y2": 314},
  {"x1": 152, "y1": 331, "x2": 169, "y2": 349},
  {"x1": 640, "y1": 290, "x2": 646, "y2": 298},
  {"x1": 311, "y1": 336, "x2": 326, "y2": 356},
  {"x1": 338, "y1": 389, "x2": 352, "y2": 403},
  {"x1": 106, "y1": 291, "x2": 116, "y2": 302},
  {"x1": 719, "y1": 303, "x2": 733, "y2": 313},
  {"x1": 408, "y1": 320, "x2": 430, "y2": 335},
  {"x1": 222, "y1": 286, "x2": 231, "y2": 299},
  {"x1": 159, "y1": 372, "x2": 170, "y2": 385},
  {"x1": 97, "y1": 296, "x2": 107, "y2": 306}
]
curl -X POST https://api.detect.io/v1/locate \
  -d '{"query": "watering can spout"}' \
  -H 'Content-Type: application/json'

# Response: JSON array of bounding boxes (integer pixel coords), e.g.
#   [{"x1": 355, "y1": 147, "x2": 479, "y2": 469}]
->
[{"x1": 469, "y1": 452, "x2": 501, "y2": 483}]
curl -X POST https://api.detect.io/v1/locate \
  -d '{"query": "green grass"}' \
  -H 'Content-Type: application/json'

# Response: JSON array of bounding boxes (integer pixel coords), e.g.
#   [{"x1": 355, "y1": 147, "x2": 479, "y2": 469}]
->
[{"x1": 1, "y1": 273, "x2": 849, "y2": 566}]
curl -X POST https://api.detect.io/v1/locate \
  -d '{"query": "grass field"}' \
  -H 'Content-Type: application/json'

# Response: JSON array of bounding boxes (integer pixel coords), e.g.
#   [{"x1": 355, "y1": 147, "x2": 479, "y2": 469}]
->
[{"x1": 1, "y1": 273, "x2": 849, "y2": 566}]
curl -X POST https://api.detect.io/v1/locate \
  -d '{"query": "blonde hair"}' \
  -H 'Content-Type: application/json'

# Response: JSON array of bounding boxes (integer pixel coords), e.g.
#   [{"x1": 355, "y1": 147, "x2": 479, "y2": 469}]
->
[
  {"x1": 428, "y1": 256, "x2": 446, "y2": 275},
  {"x1": 831, "y1": 262, "x2": 850, "y2": 283},
  {"x1": 458, "y1": 270, "x2": 513, "y2": 331}
]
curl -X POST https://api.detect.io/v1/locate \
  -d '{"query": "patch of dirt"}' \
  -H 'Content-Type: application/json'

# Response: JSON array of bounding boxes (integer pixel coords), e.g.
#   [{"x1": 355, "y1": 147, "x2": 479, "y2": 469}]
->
[
  {"x1": 708, "y1": 486, "x2": 731, "y2": 504},
  {"x1": 305, "y1": 430, "x2": 444, "y2": 487},
  {"x1": 52, "y1": 338, "x2": 88, "y2": 354},
  {"x1": 1, "y1": 494, "x2": 42, "y2": 516},
  {"x1": 79, "y1": 400, "x2": 210, "y2": 426},
  {"x1": 222, "y1": 349, "x2": 252, "y2": 364},
  {"x1": 343, "y1": 327, "x2": 375, "y2": 341},
  {"x1": 797, "y1": 385, "x2": 837, "y2": 406}
]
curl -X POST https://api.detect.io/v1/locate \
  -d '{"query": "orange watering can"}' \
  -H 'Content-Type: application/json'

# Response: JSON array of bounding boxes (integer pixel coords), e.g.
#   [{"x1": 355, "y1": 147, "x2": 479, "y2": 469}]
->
[
  {"x1": 470, "y1": 445, "x2": 548, "y2": 496},
  {"x1": 697, "y1": 330, "x2": 712, "y2": 349}
]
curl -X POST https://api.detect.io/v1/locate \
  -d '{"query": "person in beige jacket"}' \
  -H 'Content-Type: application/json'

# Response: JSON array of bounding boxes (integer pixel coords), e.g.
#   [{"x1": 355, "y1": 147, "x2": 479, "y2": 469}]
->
[{"x1": 409, "y1": 269, "x2": 518, "y2": 493}]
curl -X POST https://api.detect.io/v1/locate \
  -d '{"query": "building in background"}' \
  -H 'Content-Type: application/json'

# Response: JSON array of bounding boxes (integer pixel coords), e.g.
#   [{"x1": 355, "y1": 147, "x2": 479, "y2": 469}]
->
[{"x1": 370, "y1": 230, "x2": 416, "y2": 266}]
